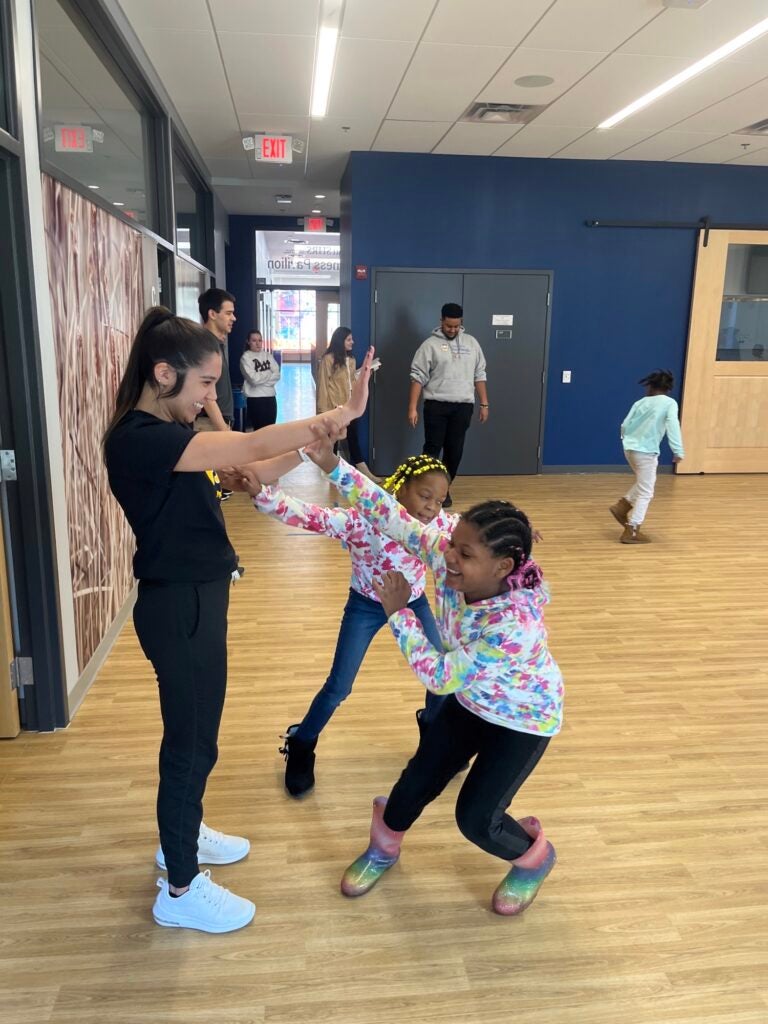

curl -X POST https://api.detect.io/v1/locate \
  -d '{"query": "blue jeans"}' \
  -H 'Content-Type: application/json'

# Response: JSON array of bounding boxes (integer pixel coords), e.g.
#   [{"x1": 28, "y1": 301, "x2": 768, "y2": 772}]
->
[{"x1": 295, "y1": 588, "x2": 446, "y2": 742}]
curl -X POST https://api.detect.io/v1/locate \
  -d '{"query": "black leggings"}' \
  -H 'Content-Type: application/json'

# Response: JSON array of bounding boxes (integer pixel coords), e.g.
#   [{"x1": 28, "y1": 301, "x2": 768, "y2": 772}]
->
[
  {"x1": 246, "y1": 396, "x2": 278, "y2": 432},
  {"x1": 133, "y1": 577, "x2": 230, "y2": 888},
  {"x1": 383, "y1": 695, "x2": 549, "y2": 860}
]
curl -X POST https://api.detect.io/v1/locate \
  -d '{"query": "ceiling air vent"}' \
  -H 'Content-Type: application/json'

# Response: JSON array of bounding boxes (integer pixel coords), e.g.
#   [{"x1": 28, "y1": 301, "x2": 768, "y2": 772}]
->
[
  {"x1": 461, "y1": 102, "x2": 546, "y2": 125},
  {"x1": 734, "y1": 118, "x2": 768, "y2": 136}
]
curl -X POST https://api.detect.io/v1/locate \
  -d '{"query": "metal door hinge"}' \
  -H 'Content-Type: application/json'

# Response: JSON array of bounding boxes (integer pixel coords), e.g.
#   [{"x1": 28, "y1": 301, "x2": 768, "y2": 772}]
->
[
  {"x1": 546, "y1": 291, "x2": 551, "y2": 307},
  {"x1": 374, "y1": 289, "x2": 378, "y2": 303},
  {"x1": 0, "y1": 450, "x2": 16, "y2": 481},
  {"x1": 10, "y1": 657, "x2": 33, "y2": 693}
]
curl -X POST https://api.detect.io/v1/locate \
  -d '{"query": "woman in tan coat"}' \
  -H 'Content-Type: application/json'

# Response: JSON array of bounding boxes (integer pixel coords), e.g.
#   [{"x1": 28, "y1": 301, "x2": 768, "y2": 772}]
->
[{"x1": 317, "y1": 326, "x2": 378, "y2": 479}]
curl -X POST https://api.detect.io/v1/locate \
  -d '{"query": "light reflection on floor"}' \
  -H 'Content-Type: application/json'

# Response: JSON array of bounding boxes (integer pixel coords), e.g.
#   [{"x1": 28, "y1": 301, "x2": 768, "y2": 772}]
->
[{"x1": 275, "y1": 362, "x2": 315, "y2": 423}]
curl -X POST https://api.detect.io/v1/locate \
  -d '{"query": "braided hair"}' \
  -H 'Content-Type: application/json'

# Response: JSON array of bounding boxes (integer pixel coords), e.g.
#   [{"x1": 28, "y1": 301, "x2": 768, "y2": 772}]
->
[
  {"x1": 462, "y1": 500, "x2": 543, "y2": 591},
  {"x1": 382, "y1": 454, "x2": 450, "y2": 497},
  {"x1": 639, "y1": 368, "x2": 674, "y2": 392}
]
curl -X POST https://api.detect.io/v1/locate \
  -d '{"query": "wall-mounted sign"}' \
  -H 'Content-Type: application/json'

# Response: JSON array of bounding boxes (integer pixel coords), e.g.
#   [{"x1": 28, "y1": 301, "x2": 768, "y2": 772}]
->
[
  {"x1": 55, "y1": 125, "x2": 93, "y2": 152},
  {"x1": 492, "y1": 314, "x2": 514, "y2": 326},
  {"x1": 304, "y1": 217, "x2": 327, "y2": 232},
  {"x1": 355, "y1": 265, "x2": 368, "y2": 280},
  {"x1": 255, "y1": 135, "x2": 293, "y2": 163}
]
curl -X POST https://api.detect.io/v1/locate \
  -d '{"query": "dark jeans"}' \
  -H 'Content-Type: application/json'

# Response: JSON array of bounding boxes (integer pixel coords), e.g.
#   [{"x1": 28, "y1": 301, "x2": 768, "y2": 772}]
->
[
  {"x1": 422, "y1": 400, "x2": 474, "y2": 480},
  {"x1": 295, "y1": 588, "x2": 445, "y2": 742},
  {"x1": 133, "y1": 576, "x2": 231, "y2": 888},
  {"x1": 383, "y1": 695, "x2": 550, "y2": 861},
  {"x1": 246, "y1": 396, "x2": 278, "y2": 432}
]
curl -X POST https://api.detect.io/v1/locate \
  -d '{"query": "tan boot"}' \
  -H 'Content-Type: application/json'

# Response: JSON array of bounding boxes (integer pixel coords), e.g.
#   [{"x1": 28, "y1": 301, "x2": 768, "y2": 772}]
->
[
  {"x1": 620, "y1": 524, "x2": 650, "y2": 544},
  {"x1": 609, "y1": 497, "x2": 632, "y2": 526}
]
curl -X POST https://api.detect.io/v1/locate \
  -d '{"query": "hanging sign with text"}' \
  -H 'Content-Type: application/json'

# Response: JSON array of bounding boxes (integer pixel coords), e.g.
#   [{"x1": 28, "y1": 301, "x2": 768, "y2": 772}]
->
[{"x1": 255, "y1": 135, "x2": 293, "y2": 163}]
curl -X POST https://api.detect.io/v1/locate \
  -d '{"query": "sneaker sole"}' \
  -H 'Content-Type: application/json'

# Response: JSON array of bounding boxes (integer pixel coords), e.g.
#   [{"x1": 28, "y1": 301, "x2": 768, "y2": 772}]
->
[{"x1": 153, "y1": 905, "x2": 255, "y2": 933}]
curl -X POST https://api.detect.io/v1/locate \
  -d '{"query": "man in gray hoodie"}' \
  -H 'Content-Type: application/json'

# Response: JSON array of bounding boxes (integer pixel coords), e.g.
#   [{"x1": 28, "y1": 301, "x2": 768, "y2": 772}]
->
[{"x1": 408, "y1": 302, "x2": 488, "y2": 506}]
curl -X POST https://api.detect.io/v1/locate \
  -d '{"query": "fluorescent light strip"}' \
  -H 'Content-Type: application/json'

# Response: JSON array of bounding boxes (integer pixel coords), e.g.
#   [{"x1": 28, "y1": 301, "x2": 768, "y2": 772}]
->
[
  {"x1": 311, "y1": 25, "x2": 339, "y2": 118},
  {"x1": 598, "y1": 15, "x2": 768, "y2": 129}
]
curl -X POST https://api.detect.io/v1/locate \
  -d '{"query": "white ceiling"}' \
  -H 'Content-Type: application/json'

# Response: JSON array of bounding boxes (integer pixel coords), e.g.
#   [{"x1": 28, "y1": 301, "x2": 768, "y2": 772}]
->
[{"x1": 116, "y1": 0, "x2": 768, "y2": 216}]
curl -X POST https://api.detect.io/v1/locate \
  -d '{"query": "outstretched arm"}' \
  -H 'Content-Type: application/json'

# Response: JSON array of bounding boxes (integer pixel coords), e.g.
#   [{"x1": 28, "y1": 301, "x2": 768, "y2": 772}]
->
[{"x1": 175, "y1": 348, "x2": 375, "y2": 471}]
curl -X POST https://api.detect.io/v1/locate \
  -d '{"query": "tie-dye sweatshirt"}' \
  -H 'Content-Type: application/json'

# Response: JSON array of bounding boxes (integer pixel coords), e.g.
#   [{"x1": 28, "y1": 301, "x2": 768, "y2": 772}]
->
[
  {"x1": 253, "y1": 485, "x2": 456, "y2": 604},
  {"x1": 325, "y1": 459, "x2": 564, "y2": 737}
]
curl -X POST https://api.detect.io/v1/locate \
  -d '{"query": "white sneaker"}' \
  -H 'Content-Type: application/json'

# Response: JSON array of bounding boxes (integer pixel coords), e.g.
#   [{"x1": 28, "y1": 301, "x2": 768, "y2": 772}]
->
[
  {"x1": 153, "y1": 871, "x2": 255, "y2": 933},
  {"x1": 155, "y1": 822, "x2": 250, "y2": 871}
]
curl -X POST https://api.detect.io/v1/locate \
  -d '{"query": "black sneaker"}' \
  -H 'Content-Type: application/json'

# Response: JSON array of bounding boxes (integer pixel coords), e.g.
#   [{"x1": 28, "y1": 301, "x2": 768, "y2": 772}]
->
[
  {"x1": 442, "y1": 491, "x2": 453, "y2": 509},
  {"x1": 231, "y1": 566, "x2": 245, "y2": 583},
  {"x1": 220, "y1": 488, "x2": 233, "y2": 502},
  {"x1": 279, "y1": 725, "x2": 317, "y2": 798}
]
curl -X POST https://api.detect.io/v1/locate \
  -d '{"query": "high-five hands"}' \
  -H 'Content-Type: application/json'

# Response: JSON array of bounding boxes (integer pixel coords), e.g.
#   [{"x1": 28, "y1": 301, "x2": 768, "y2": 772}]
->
[{"x1": 372, "y1": 571, "x2": 412, "y2": 617}]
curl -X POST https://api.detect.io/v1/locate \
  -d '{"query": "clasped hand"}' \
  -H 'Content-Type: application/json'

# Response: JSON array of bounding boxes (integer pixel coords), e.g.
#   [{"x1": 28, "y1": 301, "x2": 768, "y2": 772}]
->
[{"x1": 372, "y1": 571, "x2": 412, "y2": 617}]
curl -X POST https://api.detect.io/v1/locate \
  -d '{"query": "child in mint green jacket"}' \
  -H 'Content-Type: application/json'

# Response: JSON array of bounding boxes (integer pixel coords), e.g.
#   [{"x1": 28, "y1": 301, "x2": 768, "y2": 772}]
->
[{"x1": 610, "y1": 369, "x2": 684, "y2": 544}]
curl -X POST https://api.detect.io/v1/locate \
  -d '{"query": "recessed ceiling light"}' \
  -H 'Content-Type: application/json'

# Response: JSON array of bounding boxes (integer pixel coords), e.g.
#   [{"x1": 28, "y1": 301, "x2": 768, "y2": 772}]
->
[
  {"x1": 311, "y1": 208, "x2": 322, "y2": 214},
  {"x1": 311, "y1": 20, "x2": 341, "y2": 118},
  {"x1": 113, "y1": 202, "x2": 125, "y2": 207},
  {"x1": 314, "y1": 194, "x2": 326, "y2": 199},
  {"x1": 599, "y1": 14, "x2": 768, "y2": 129},
  {"x1": 514, "y1": 75, "x2": 554, "y2": 88},
  {"x1": 87, "y1": 184, "x2": 100, "y2": 189}
]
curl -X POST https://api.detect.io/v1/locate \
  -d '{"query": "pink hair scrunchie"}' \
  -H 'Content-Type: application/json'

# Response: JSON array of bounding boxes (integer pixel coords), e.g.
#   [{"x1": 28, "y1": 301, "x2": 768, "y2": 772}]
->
[{"x1": 506, "y1": 558, "x2": 543, "y2": 592}]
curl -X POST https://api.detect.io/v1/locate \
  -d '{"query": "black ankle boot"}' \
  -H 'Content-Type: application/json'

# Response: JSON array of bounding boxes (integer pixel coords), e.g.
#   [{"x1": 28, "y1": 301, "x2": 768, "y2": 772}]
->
[{"x1": 279, "y1": 725, "x2": 317, "y2": 797}]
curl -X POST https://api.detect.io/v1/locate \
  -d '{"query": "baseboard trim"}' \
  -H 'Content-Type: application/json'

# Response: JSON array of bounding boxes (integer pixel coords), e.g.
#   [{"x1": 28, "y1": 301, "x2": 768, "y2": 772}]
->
[
  {"x1": 541, "y1": 465, "x2": 673, "y2": 475},
  {"x1": 67, "y1": 584, "x2": 138, "y2": 722}
]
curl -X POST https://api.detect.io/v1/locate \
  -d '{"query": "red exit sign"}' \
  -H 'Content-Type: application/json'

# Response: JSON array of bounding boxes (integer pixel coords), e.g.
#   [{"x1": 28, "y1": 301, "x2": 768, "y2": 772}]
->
[
  {"x1": 255, "y1": 135, "x2": 293, "y2": 164},
  {"x1": 55, "y1": 125, "x2": 93, "y2": 153}
]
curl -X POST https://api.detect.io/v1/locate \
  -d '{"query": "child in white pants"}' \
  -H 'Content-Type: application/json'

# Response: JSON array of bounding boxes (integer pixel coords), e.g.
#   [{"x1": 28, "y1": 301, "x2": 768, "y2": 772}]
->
[{"x1": 610, "y1": 369, "x2": 685, "y2": 544}]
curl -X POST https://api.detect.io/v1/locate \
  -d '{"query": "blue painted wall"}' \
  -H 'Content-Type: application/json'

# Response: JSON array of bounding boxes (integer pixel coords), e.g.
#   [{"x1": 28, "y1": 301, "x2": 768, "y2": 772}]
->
[{"x1": 342, "y1": 152, "x2": 768, "y2": 466}]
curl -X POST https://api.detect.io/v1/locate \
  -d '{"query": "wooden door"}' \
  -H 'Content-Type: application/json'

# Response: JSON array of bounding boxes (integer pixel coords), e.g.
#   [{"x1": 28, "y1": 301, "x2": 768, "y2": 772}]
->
[
  {"x1": 0, "y1": 522, "x2": 20, "y2": 737},
  {"x1": 680, "y1": 229, "x2": 768, "y2": 473}
]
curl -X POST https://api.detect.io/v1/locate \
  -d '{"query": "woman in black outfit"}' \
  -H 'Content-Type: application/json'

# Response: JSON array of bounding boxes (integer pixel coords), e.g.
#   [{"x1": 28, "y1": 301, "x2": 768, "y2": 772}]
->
[{"x1": 104, "y1": 307, "x2": 372, "y2": 933}]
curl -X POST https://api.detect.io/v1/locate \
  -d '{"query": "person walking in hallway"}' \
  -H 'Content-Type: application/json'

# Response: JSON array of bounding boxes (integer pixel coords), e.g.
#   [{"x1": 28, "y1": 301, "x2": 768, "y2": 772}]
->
[{"x1": 408, "y1": 303, "x2": 488, "y2": 507}]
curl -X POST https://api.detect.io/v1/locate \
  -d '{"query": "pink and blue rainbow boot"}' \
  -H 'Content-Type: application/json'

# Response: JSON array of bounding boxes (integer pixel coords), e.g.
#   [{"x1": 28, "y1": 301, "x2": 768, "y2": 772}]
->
[
  {"x1": 492, "y1": 816, "x2": 556, "y2": 916},
  {"x1": 341, "y1": 797, "x2": 404, "y2": 897}
]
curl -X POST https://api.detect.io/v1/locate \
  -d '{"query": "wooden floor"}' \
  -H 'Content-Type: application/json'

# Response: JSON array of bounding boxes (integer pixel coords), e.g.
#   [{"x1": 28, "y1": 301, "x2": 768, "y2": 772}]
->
[{"x1": 1, "y1": 469, "x2": 767, "y2": 1024}]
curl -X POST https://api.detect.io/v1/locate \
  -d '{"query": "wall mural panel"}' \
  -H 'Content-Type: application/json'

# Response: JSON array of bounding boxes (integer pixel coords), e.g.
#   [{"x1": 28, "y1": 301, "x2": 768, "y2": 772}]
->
[{"x1": 43, "y1": 175, "x2": 144, "y2": 673}]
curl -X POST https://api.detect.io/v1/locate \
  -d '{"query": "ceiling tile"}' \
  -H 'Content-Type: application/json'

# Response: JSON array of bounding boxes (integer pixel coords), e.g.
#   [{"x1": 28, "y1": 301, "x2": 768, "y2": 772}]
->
[
  {"x1": 342, "y1": 0, "x2": 435, "y2": 41},
  {"x1": 176, "y1": 110, "x2": 242, "y2": 158},
  {"x1": 524, "y1": 0, "x2": 660, "y2": 52},
  {"x1": 205, "y1": 156, "x2": 253, "y2": 178},
  {"x1": 669, "y1": 134, "x2": 763, "y2": 163},
  {"x1": 208, "y1": 0, "x2": 319, "y2": 35},
  {"x1": 425, "y1": 0, "x2": 553, "y2": 47},
  {"x1": 309, "y1": 116, "x2": 381, "y2": 157},
  {"x1": 535, "y1": 53, "x2": 690, "y2": 127},
  {"x1": 478, "y1": 48, "x2": 604, "y2": 105},
  {"x1": 556, "y1": 127, "x2": 653, "y2": 159},
  {"x1": 373, "y1": 120, "x2": 453, "y2": 152},
  {"x1": 239, "y1": 114, "x2": 310, "y2": 136},
  {"x1": 611, "y1": 130, "x2": 722, "y2": 161},
  {"x1": 619, "y1": 60, "x2": 768, "y2": 132},
  {"x1": 726, "y1": 145, "x2": 768, "y2": 165},
  {"x1": 619, "y1": 0, "x2": 768, "y2": 60},
  {"x1": 433, "y1": 122, "x2": 523, "y2": 155},
  {"x1": 219, "y1": 33, "x2": 316, "y2": 116},
  {"x1": 676, "y1": 78, "x2": 768, "y2": 133},
  {"x1": 139, "y1": 30, "x2": 233, "y2": 112},
  {"x1": 329, "y1": 38, "x2": 415, "y2": 119},
  {"x1": 117, "y1": 0, "x2": 210, "y2": 31},
  {"x1": 388, "y1": 42, "x2": 511, "y2": 121},
  {"x1": 495, "y1": 123, "x2": 590, "y2": 157}
]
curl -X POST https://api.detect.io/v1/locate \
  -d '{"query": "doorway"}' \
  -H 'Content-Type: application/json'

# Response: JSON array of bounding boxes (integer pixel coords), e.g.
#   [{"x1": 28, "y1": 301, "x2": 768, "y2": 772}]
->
[{"x1": 369, "y1": 269, "x2": 551, "y2": 476}]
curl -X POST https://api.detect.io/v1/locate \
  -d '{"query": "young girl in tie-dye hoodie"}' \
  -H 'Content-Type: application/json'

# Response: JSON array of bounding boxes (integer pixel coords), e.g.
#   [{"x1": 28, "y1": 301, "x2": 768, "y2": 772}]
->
[
  {"x1": 306, "y1": 442, "x2": 564, "y2": 918},
  {"x1": 251, "y1": 453, "x2": 452, "y2": 799}
]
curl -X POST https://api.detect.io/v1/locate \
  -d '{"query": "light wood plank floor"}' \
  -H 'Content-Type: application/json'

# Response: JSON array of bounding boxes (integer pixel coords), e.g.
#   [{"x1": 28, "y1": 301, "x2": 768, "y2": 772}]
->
[{"x1": 2, "y1": 469, "x2": 767, "y2": 1024}]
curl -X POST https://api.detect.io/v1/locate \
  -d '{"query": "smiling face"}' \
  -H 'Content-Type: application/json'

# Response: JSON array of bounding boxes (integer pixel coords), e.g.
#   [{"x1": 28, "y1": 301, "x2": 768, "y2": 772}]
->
[
  {"x1": 399, "y1": 470, "x2": 449, "y2": 525},
  {"x1": 152, "y1": 352, "x2": 222, "y2": 424},
  {"x1": 443, "y1": 519, "x2": 514, "y2": 603}
]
